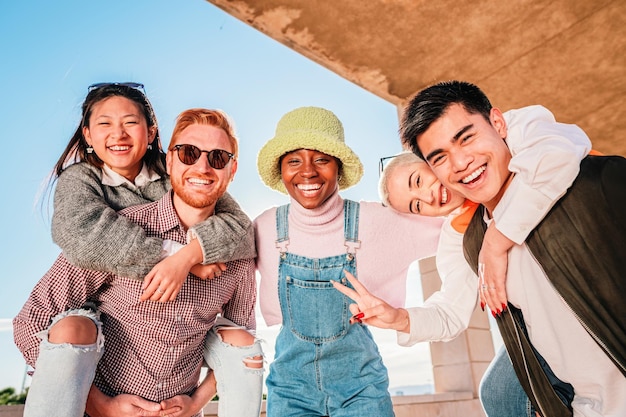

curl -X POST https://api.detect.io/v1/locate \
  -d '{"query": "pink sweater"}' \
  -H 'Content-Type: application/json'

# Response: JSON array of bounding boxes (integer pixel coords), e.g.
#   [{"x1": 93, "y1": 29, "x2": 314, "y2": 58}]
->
[{"x1": 254, "y1": 190, "x2": 444, "y2": 326}]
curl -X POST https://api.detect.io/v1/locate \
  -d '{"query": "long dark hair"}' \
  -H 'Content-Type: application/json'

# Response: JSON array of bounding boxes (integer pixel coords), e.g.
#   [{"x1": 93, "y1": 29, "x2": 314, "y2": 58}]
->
[
  {"x1": 38, "y1": 84, "x2": 167, "y2": 215},
  {"x1": 52, "y1": 83, "x2": 166, "y2": 178}
]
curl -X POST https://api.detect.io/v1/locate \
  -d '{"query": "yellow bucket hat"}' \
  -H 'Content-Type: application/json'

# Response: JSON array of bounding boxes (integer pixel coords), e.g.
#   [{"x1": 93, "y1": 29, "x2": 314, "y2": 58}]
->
[{"x1": 257, "y1": 106, "x2": 364, "y2": 194}]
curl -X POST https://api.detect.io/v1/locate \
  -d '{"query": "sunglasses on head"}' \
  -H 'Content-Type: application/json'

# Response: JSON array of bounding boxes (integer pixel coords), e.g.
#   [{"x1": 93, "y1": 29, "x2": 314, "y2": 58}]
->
[
  {"x1": 87, "y1": 82, "x2": 146, "y2": 93},
  {"x1": 378, "y1": 154, "x2": 399, "y2": 177},
  {"x1": 172, "y1": 144, "x2": 234, "y2": 169}
]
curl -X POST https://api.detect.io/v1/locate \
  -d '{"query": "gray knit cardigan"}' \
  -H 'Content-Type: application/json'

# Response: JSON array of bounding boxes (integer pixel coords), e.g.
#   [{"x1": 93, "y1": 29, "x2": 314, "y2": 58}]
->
[{"x1": 52, "y1": 162, "x2": 256, "y2": 279}]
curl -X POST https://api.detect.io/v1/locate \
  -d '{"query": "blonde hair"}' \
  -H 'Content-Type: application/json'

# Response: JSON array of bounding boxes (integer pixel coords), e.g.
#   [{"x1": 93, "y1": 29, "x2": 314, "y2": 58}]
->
[
  {"x1": 169, "y1": 108, "x2": 239, "y2": 157},
  {"x1": 378, "y1": 151, "x2": 425, "y2": 206}
]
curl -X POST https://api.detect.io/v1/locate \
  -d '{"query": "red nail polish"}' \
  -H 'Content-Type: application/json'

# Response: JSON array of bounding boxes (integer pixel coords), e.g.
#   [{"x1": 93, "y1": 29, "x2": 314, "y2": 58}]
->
[
  {"x1": 501, "y1": 303, "x2": 507, "y2": 312},
  {"x1": 492, "y1": 310, "x2": 497, "y2": 318},
  {"x1": 353, "y1": 312, "x2": 365, "y2": 320},
  {"x1": 480, "y1": 302, "x2": 485, "y2": 312}
]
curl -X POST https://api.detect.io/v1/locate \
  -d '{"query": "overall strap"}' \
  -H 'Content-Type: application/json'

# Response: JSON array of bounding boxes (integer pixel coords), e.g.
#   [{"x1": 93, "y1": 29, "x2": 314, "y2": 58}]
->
[
  {"x1": 275, "y1": 204, "x2": 290, "y2": 253},
  {"x1": 343, "y1": 199, "x2": 361, "y2": 256}
]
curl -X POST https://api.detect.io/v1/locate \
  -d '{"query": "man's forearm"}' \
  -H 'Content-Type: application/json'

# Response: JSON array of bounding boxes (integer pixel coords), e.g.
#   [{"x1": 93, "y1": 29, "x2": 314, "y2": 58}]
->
[
  {"x1": 85, "y1": 384, "x2": 107, "y2": 417},
  {"x1": 190, "y1": 370, "x2": 218, "y2": 411}
]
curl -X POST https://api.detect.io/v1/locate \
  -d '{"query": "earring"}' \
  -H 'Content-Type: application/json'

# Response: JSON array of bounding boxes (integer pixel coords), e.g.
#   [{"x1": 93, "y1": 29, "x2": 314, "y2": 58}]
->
[
  {"x1": 147, "y1": 144, "x2": 153, "y2": 150},
  {"x1": 86, "y1": 146, "x2": 94, "y2": 154}
]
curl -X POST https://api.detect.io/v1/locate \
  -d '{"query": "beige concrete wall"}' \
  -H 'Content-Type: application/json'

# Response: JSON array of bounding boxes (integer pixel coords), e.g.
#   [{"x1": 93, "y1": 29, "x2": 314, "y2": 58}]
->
[{"x1": 419, "y1": 256, "x2": 494, "y2": 399}]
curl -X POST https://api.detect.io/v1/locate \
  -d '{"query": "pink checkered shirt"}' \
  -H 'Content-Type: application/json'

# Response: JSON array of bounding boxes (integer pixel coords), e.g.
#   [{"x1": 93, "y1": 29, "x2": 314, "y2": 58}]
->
[{"x1": 14, "y1": 191, "x2": 256, "y2": 404}]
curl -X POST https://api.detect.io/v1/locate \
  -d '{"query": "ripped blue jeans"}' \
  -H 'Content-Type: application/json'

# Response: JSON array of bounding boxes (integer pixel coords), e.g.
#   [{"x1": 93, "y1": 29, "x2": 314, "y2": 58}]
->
[
  {"x1": 24, "y1": 306, "x2": 104, "y2": 417},
  {"x1": 24, "y1": 310, "x2": 264, "y2": 417},
  {"x1": 204, "y1": 316, "x2": 264, "y2": 417}
]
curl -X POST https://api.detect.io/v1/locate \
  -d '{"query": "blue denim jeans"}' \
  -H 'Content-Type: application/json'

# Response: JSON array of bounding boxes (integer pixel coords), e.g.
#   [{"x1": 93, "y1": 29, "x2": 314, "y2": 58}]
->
[
  {"x1": 23, "y1": 307, "x2": 104, "y2": 417},
  {"x1": 204, "y1": 317, "x2": 264, "y2": 417},
  {"x1": 479, "y1": 346, "x2": 535, "y2": 417}
]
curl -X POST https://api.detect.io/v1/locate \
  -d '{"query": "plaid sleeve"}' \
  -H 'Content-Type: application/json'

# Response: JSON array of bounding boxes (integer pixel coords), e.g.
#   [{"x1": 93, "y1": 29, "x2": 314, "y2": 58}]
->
[{"x1": 221, "y1": 258, "x2": 257, "y2": 331}]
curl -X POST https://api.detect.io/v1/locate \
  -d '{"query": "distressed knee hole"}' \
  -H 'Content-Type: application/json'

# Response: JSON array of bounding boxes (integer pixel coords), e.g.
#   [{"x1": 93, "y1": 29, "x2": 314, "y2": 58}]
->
[
  {"x1": 243, "y1": 355, "x2": 264, "y2": 369},
  {"x1": 217, "y1": 327, "x2": 255, "y2": 347},
  {"x1": 49, "y1": 315, "x2": 97, "y2": 345}
]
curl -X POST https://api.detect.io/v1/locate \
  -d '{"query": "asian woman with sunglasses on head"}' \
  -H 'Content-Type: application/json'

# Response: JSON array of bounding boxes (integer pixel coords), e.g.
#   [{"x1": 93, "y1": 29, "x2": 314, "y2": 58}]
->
[{"x1": 16, "y1": 84, "x2": 262, "y2": 417}]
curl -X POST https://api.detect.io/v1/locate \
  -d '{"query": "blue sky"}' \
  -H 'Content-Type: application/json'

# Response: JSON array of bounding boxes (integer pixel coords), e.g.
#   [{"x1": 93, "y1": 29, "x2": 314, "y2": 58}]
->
[{"x1": 0, "y1": 0, "x2": 459, "y2": 392}]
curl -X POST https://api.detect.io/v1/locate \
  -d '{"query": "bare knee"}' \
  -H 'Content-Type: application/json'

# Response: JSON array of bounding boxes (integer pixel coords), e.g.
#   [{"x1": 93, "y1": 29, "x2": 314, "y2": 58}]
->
[
  {"x1": 218, "y1": 328, "x2": 254, "y2": 346},
  {"x1": 243, "y1": 354, "x2": 263, "y2": 369},
  {"x1": 217, "y1": 328, "x2": 263, "y2": 369},
  {"x1": 48, "y1": 315, "x2": 97, "y2": 345}
]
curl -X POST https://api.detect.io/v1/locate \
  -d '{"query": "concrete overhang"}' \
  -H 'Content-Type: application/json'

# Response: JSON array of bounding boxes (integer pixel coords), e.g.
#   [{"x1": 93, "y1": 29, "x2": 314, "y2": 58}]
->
[{"x1": 207, "y1": 0, "x2": 626, "y2": 156}]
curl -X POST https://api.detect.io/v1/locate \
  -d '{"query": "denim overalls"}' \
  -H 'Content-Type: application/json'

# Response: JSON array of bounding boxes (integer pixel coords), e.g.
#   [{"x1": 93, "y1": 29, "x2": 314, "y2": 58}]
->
[{"x1": 266, "y1": 200, "x2": 394, "y2": 417}]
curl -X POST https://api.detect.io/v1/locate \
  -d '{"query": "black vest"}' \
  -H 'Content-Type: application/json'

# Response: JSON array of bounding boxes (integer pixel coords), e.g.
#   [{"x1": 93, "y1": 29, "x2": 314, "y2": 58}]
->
[{"x1": 464, "y1": 155, "x2": 626, "y2": 416}]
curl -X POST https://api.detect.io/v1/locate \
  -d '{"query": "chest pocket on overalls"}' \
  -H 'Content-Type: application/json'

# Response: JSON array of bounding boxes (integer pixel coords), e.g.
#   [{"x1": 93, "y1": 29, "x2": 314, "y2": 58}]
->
[{"x1": 285, "y1": 272, "x2": 350, "y2": 344}]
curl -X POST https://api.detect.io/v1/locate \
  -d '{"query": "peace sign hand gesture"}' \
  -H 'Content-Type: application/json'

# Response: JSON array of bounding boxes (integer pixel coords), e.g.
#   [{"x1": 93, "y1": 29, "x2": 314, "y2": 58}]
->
[{"x1": 332, "y1": 270, "x2": 411, "y2": 333}]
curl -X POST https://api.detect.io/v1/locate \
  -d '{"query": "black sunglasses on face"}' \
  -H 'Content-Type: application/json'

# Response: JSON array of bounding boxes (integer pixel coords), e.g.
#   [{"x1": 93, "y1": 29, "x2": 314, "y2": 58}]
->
[
  {"x1": 172, "y1": 144, "x2": 234, "y2": 169},
  {"x1": 87, "y1": 82, "x2": 146, "y2": 93}
]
